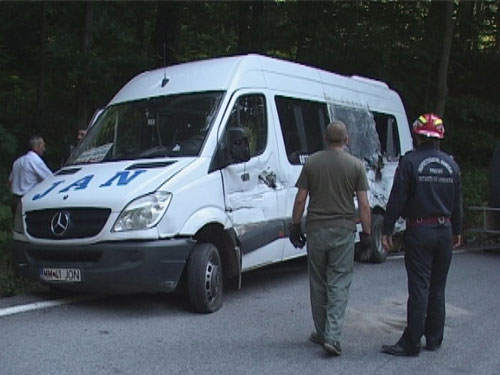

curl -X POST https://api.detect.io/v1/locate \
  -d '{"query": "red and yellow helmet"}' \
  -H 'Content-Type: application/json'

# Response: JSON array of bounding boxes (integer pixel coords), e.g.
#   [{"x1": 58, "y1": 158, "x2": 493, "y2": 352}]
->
[{"x1": 412, "y1": 113, "x2": 444, "y2": 139}]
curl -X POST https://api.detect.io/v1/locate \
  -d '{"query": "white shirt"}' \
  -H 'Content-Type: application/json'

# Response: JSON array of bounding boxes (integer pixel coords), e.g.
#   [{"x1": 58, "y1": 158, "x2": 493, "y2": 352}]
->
[{"x1": 9, "y1": 151, "x2": 53, "y2": 196}]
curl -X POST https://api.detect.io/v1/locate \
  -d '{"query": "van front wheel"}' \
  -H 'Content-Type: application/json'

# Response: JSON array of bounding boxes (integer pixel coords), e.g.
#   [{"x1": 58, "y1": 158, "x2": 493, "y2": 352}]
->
[{"x1": 187, "y1": 243, "x2": 223, "y2": 313}]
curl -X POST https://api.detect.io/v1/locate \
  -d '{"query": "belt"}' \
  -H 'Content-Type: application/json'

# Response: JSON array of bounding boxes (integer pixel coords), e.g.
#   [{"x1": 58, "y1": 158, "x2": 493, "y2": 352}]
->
[{"x1": 407, "y1": 216, "x2": 450, "y2": 227}]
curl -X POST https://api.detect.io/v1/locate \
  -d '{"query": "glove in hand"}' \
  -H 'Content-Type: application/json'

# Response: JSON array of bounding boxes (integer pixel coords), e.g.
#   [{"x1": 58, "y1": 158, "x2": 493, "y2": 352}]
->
[
  {"x1": 359, "y1": 232, "x2": 371, "y2": 249},
  {"x1": 289, "y1": 223, "x2": 306, "y2": 249}
]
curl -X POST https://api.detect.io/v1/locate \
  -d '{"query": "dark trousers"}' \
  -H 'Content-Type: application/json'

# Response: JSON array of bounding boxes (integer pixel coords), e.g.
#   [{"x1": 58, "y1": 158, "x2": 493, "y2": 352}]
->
[
  {"x1": 398, "y1": 224, "x2": 453, "y2": 352},
  {"x1": 11, "y1": 194, "x2": 22, "y2": 217}
]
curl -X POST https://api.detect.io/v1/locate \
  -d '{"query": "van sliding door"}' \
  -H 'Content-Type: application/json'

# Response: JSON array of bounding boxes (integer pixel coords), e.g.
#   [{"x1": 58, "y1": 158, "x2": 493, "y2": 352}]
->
[{"x1": 274, "y1": 96, "x2": 329, "y2": 261}]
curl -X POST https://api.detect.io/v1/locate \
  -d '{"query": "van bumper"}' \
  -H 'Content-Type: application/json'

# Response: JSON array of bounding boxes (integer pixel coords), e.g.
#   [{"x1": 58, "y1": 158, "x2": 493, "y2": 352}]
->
[{"x1": 12, "y1": 238, "x2": 197, "y2": 293}]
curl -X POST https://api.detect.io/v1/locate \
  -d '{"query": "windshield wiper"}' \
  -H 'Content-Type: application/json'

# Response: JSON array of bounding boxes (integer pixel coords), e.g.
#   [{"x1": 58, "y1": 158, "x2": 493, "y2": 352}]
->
[{"x1": 134, "y1": 146, "x2": 170, "y2": 158}]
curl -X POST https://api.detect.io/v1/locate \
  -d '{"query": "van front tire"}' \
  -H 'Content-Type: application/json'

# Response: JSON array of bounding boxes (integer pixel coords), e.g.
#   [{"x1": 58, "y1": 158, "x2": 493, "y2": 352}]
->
[{"x1": 187, "y1": 243, "x2": 223, "y2": 313}]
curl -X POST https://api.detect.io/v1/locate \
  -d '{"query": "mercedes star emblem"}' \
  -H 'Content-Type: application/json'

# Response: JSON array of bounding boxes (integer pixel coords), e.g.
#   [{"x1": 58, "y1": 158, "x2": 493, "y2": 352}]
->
[{"x1": 50, "y1": 211, "x2": 70, "y2": 237}]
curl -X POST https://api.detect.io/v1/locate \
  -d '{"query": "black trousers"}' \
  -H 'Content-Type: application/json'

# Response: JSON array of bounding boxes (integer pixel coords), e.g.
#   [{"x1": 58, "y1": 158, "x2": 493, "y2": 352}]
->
[{"x1": 398, "y1": 224, "x2": 453, "y2": 352}]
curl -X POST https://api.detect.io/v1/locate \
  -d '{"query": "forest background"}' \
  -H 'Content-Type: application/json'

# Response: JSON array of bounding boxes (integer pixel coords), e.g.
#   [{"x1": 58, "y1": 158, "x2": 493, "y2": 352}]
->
[{"x1": 0, "y1": 0, "x2": 499, "y2": 295}]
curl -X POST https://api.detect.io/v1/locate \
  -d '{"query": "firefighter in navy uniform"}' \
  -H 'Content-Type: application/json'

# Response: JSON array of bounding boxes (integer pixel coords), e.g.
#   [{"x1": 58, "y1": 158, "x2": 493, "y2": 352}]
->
[{"x1": 381, "y1": 113, "x2": 463, "y2": 357}]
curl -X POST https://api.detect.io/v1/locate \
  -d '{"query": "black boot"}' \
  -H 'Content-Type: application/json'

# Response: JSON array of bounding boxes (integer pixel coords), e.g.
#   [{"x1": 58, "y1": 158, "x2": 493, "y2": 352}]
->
[{"x1": 381, "y1": 343, "x2": 419, "y2": 357}]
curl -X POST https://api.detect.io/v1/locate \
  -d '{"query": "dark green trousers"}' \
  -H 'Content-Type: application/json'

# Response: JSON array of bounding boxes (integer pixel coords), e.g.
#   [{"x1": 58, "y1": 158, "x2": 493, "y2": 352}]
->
[{"x1": 306, "y1": 227, "x2": 355, "y2": 343}]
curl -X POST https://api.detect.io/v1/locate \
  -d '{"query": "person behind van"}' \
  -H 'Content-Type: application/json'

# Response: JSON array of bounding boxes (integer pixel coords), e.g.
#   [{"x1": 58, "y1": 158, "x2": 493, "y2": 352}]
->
[
  {"x1": 9, "y1": 135, "x2": 52, "y2": 215},
  {"x1": 61, "y1": 128, "x2": 88, "y2": 167},
  {"x1": 290, "y1": 120, "x2": 372, "y2": 356},
  {"x1": 381, "y1": 113, "x2": 462, "y2": 357},
  {"x1": 77, "y1": 128, "x2": 87, "y2": 142}
]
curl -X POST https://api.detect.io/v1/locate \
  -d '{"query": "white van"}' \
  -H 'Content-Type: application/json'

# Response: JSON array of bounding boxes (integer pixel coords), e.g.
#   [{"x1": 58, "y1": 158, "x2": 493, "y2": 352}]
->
[{"x1": 12, "y1": 54, "x2": 412, "y2": 312}]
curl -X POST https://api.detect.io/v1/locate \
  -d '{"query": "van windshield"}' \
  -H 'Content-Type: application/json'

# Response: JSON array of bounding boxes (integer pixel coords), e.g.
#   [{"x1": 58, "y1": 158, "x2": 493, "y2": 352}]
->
[{"x1": 66, "y1": 91, "x2": 224, "y2": 165}]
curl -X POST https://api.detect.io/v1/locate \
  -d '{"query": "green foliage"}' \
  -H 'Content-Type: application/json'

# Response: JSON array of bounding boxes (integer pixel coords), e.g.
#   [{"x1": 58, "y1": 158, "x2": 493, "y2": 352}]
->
[
  {"x1": 0, "y1": 1, "x2": 498, "y2": 171},
  {"x1": 0, "y1": 200, "x2": 15, "y2": 296},
  {"x1": 0, "y1": 125, "x2": 18, "y2": 210},
  {"x1": 0, "y1": 205, "x2": 11, "y2": 230},
  {"x1": 0, "y1": 124, "x2": 18, "y2": 164},
  {"x1": 460, "y1": 165, "x2": 491, "y2": 237},
  {"x1": 0, "y1": 249, "x2": 17, "y2": 297},
  {"x1": 443, "y1": 94, "x2": 500, "y2": 168},
  {"x1": 0, "y1": 217, "x2": 42, "y2": 297},
  {"x1": 0, "y1": 245, "x2": 42, "y2": 297},
  {"x1": 0, "y1": 229, "x2": 17, "y2": 297},
  {"x1": 461, "y1": 166, "x2": 488, "y2": 207},
  {"x1": 0, "y1": 201, "x2": 45, "y2": 296}
]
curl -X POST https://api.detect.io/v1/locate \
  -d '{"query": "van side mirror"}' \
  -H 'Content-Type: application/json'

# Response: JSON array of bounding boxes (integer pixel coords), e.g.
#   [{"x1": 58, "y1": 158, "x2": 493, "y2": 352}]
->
[
  {"x1": 208, "y1": 127, "x2": 250, "y2": 173},
  {"x1": 228, "y1": 128, "x2": 250, "y2": 163}
]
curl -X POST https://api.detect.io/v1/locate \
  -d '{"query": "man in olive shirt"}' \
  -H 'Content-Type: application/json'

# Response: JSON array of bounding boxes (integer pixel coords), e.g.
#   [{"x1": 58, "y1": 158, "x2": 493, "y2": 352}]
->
[{"x1": 290, "y1": 120, "x2": 371, "y2": 356}]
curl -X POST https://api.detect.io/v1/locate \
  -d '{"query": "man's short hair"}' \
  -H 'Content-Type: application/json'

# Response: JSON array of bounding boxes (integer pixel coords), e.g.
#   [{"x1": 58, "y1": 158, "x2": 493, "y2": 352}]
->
[
  {"x1": 326, "y1": 121, "x2": 348, "y2": 144},
  {"x1": 415, "y1": 133, "x2": 440, "y2": 147},
  {"x1": 29, "y1": 135, "x2": 44, "y2": 150}
]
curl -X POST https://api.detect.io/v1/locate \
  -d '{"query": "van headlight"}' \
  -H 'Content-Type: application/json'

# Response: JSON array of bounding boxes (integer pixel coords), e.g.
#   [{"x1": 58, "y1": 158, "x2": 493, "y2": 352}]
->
[{"x1": 112, "y1": 191, "x2": 172, "y2": 232}]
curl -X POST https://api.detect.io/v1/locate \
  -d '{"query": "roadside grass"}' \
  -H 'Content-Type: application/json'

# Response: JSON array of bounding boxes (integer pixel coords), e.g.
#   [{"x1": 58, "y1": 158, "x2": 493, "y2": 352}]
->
[
  {"x1": 0, "y1": 231, "x2": 43, "y2": 297},
  {"x1": 0, "y1": 206, "x2": 43, "y2": 297}
]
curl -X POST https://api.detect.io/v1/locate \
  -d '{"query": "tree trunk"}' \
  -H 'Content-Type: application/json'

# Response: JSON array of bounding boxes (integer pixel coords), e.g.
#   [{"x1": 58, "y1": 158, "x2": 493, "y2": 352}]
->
[
  {"x1": 457, "y1": 0, "x2": 475, "y2": 53},
  {"x1": 249, "y1": 1, "x2": 264, "y2": 53},
  {"x1": 496, "y1": 0, "x2": 500, "y2": 52},
  {"x1": 237, "y1": 1, "x2": 265, "y2": 54},
  {"x1": 294, "y1": 2, "x2": 310, "y2": 63},
  {"x1": 421, "y1": 0, "x2": 441, "y2": 111},
  {"x1": 294, "y1": 1, "x2": 321, "y2": 65},
  {"x1": 134, "y1": 3, "x2": 146, "y2": 59},
  {"x1": 76, "y1": 1, "x2": 94, "y2": 131},
  {"x1": 36, "y1": 1, "x2": 48, "y2": 132},
  {"x1": 237, "y1": 2, "x2": 251, "y2": 54},
  {"x1": 154, "y1": 2, "x2": 181, "y2": 66},
  {"x1": 434, "y1": 0, "x2": 455, "y2": 116}
]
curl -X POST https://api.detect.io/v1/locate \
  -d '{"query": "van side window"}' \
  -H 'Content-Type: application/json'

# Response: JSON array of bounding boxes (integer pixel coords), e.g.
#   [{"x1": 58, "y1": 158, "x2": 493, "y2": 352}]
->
[
  {"x1": 373, "y1": 112, "x2": 401, "y2": 160},
  {"x1": 227, "y1": 94, "x2": 267, "y2": 157},
  {"x1": 330, "y1": 105, "x2": 381, "y2": 167},
  {"x1": 275, "y1": 96, "x2": 328, "y2": 165}
]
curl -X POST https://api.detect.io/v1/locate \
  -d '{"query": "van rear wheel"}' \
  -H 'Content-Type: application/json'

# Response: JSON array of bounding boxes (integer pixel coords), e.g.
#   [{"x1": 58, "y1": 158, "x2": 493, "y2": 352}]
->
[
  {"x1": 368, "y1": 213, "x2": 387, "y2": 263},
  {"x1": 187, "y1": 243, "x2": 223, "y2": 313},
  {"x1": 354, "y1": 213, "x2": 387, "y2": 263}
]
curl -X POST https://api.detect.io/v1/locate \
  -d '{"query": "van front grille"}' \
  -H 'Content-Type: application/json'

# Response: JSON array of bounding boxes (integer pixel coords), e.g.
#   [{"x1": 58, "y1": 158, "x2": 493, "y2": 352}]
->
[{"x1": 26, "y1": 208, "x2": 111, "y2": 239}]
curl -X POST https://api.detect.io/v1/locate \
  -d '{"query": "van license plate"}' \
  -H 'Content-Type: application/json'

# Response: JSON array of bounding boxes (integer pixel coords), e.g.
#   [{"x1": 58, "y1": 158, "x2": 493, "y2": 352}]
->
[{"x1": 40, "y1": 268, "x2": 82, "y2": 283}]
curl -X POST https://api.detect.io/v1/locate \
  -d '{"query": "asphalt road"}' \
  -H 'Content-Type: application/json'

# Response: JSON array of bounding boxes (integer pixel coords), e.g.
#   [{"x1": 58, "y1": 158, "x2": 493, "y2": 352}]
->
[{"x1": 1, "y1": 249, "x2": 500, "y2": 375}]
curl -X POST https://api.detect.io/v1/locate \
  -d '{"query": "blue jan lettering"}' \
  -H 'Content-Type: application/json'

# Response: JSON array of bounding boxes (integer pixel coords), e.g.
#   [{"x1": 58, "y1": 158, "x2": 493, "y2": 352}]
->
[
  {"x1": 32, "y1": 181, "x2": 65, "y2": 201},
  {"x1": 59, "y1": 175, "x2": 94, "y2": 193},
  {"x1": 99, "y1": 170, "x2": 146, "y2": 187}
]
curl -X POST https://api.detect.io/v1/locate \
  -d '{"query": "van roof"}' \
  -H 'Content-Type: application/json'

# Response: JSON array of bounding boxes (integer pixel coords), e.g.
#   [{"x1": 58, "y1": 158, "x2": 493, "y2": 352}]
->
[{"x1": 109, "y1": 54, "x2": 396, "y2": 106}]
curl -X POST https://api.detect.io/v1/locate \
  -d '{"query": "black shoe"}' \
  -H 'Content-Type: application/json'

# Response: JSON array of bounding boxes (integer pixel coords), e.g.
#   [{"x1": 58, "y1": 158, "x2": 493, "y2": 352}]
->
[
  {"x1": 425, "y1": 343, "x2": 441, "y2": 351},
  {"x1": 381, "y1": 343, "x2": 419, "y2": 357},
  {"x1": 309, "y1": 332, "x2": 324, "y2": 345},
  {"x1": 323, "y1": 341, "x2": 342, "y2": 356}
]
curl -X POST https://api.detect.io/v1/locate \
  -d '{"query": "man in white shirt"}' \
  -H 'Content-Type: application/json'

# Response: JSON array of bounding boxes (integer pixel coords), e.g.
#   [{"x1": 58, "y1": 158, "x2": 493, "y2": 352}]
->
[{"x1": 9, "y1": 135, "x2": 53, "y2": 215}]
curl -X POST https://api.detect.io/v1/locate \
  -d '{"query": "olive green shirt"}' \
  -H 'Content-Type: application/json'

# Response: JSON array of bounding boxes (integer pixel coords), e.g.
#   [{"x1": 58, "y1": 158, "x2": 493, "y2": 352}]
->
[{"x1": 295, "y1": 149, "x2": 369, "y2": 232}]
